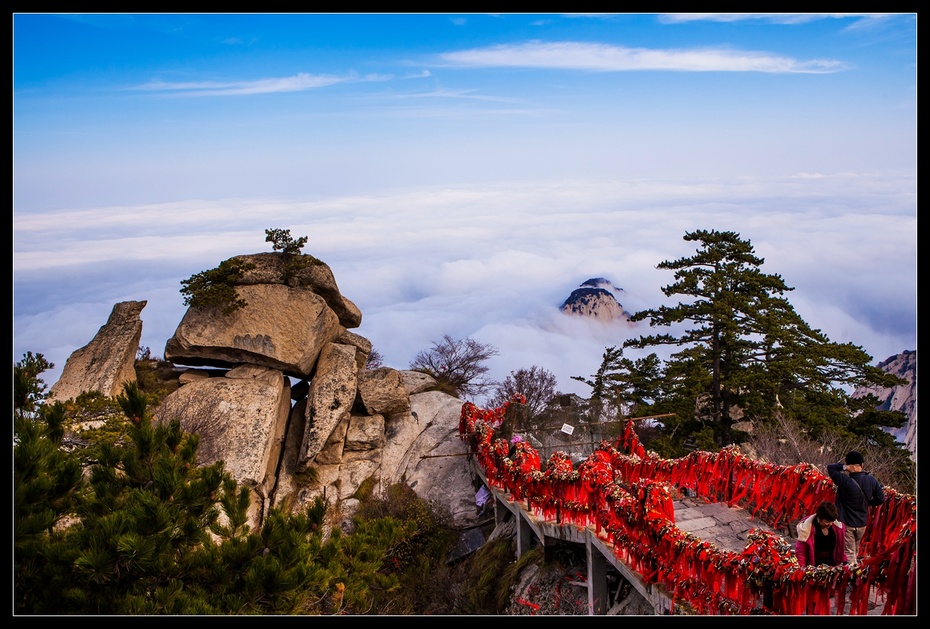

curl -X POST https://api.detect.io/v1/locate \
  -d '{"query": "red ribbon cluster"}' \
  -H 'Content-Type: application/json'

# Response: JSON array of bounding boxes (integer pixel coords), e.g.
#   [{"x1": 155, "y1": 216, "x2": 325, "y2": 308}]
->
[{"x1": 459, "y1": 398, "x2": 917, "y2": 615}]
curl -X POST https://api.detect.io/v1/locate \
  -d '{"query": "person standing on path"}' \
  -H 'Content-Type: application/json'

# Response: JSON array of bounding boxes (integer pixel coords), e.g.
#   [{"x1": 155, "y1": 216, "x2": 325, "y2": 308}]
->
[
  {"x1": 827, "y1": 451, "x2": 885, "y2": 567},
  {"x1": 795, "y1": 501, "x2": 847, "y2": 567}
]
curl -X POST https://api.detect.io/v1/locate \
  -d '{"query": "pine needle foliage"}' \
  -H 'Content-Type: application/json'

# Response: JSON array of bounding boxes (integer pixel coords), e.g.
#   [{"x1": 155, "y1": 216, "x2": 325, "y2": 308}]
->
[
  {"x1": 615, "y1": 229, "x2": 908, "y2": 452},
  {"x1": 179, "y1": 257, "x2": 255, "y2": 315},
  {"x1": 264, "y1": 227, "x2": 323, "y2": 283},
  {"x1": 452, "y1": 537, "x2": 518, "y2": 614},
  {"x1": 12, "y1": 362, "x2": 448, "y2": 615},
  {"x1": 352, "y1": 481, "x2": 460, "y2": 614}
]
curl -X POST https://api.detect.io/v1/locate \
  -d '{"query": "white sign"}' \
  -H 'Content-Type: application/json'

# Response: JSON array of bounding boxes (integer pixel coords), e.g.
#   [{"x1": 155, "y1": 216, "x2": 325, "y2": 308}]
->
[{"x1": 561, "y1": 423, "x2": 575, "y2": 436}]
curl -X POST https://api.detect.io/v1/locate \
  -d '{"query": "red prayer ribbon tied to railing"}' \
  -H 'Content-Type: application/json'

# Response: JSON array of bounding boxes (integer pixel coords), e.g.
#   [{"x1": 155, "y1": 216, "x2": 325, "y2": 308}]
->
[{"x1": 460, "y1": 397, "x2": 917, "y2": 615}]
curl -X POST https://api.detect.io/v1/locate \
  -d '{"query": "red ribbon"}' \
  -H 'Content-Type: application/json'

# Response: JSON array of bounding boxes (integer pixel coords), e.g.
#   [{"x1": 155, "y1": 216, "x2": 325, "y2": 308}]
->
[{"x1": 459, "y1": 402, "x2": 916, "y2": 615}]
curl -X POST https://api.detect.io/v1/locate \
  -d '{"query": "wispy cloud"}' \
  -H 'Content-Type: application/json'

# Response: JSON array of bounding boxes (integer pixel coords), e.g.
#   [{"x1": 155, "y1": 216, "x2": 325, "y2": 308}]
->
[
  {"x1": 658, "y1": 13, "x2": 892, "y2": 26},
  {"x1": 439, "y1": 41, "x2": 845, "y2": 73},
  {"x1": 403, "y1": 87, "x2": 526, "y2": 103},
  {"x1": 131, "y1": 71, "x2": 391, "y2": 96}
]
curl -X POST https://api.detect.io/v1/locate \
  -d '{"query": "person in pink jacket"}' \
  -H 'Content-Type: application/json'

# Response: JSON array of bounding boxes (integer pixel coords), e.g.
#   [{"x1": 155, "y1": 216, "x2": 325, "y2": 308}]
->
[{"x1": 795, "y1": 501, "x2": 848, "y2": 567}]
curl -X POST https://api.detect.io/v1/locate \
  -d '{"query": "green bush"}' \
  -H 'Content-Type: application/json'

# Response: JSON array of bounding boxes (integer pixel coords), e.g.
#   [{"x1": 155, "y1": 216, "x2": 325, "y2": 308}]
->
[
  {"x1": 13, "y1": 365, "x2": 437, "y2": 615},
  {"x1": 179, "y1": 258, "x2": 255, "y2": 315}
]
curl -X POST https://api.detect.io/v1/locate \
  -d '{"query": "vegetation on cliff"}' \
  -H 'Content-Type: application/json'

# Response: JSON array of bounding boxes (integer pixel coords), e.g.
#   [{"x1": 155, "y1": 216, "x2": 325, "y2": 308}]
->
[
  {"x1": 179, "y1": 228, "x2": 321, "y2": 315},
  {"x1": 179, "y1": 257, "x2": 256, "y2": 315},
  {"x1": 13, "y1": 356, "x2": 468, "y2": 615}
]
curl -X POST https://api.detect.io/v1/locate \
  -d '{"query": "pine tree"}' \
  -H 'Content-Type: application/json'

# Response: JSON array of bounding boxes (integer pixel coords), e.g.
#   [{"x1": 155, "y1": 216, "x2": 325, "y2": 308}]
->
[
  {"x1": 622, "y1": 229, "x2": 905, "y2": 448},
  {"x1": 14, "y1": 359, "x2": 453, "y2": 615},
  {"x1": 14, "y1": 400, "x2": 84, "y2": 613},
  {"x1": 14, "y1": 351, "x2": 53, "y2": 417},
  {"x1": 571, "y1": 346, "x2": 664, "y2": 419}
]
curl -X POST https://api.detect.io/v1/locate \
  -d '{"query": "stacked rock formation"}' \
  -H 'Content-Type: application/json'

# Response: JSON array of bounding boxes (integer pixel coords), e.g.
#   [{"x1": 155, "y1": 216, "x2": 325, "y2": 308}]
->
[{"x1": 50, "y1": 252, "x2": 481, "y2": 532}]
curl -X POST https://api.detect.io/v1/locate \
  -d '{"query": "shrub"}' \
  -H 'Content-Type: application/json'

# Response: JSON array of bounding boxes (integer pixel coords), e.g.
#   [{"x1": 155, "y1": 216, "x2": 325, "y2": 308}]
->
[
  {"x1": 179, "y1": 258, "x2": 255, "y2": 315},
  {"x1": 265, "y1": 228, "x2": 307, "y2": 255}
]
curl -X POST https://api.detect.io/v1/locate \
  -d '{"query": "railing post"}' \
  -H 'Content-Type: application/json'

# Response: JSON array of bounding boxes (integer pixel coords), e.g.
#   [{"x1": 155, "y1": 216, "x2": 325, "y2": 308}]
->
[
  {"x1": 516, "y1": 512, "x2": 533, "y2": 559},
  {"x1": 586, "y1": 535, "x2": 608, "y2": 615}
]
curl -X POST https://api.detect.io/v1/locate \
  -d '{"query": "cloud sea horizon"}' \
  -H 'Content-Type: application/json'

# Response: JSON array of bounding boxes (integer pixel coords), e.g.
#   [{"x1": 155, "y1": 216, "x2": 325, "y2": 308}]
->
[{"x1": 14, "y1": 171, "x2": 916, "y2": 402}]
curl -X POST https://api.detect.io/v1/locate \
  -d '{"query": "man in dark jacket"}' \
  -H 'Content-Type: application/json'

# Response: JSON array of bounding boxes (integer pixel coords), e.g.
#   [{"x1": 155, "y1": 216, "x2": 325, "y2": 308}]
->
[{"x1": 827, "y1": 450, "x2": 885, "y2": 567}]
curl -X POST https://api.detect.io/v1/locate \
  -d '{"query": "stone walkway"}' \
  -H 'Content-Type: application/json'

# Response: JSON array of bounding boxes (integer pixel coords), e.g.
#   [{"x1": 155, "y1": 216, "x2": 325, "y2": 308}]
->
[
  {"x1": 673, "y1": 496, "x2": 783, "y2": 554},
  {"x1": 475, "y1": 462, "x2": 889, "y2": 615},
  {"x1": 673, "y1": 497, "x2": 885, "y2": 615}
]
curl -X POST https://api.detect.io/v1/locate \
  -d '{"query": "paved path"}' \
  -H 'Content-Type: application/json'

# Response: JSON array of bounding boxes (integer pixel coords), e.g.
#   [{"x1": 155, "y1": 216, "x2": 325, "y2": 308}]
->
[
  {"x1": 673, "y1": 496, "x2": 783, "y2": 553},
  {"x1": 672, "y1": 496, "x2": 885, "y2": 615}
]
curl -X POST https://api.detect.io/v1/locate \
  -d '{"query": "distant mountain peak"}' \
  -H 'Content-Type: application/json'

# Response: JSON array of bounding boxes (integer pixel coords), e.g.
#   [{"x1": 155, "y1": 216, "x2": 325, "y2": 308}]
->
[{"x1": 560, "y1": 278, "x2": 631, "y2": 322}]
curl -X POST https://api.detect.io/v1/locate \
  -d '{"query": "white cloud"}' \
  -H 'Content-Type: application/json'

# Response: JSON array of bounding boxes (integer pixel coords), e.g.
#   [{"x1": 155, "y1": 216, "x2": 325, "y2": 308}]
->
[
  {"x1": 439, "y1": 41, "x2": 846, "y2": 73},
  {"x1": 131, "y1": 72, "x2": 372, "y2": 96},
  {"x1": 14, "y1": 172, "x2": 915, "y2": 398},
  {"x1": 657, "y1": 13, "x2": 892, "y2": 26}
]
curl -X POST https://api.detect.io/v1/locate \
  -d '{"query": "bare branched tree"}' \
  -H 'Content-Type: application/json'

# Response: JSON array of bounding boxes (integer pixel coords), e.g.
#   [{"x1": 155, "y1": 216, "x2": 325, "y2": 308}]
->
[
  {"x1": 409, "y1": 335, "x2": 499, "y2": 399},
  {"x1": 366, "y1": 347, "x2": 385, "y2": 370},
  {"x1": 488, "y1": 366, "x2": 558, "y2": 424}
]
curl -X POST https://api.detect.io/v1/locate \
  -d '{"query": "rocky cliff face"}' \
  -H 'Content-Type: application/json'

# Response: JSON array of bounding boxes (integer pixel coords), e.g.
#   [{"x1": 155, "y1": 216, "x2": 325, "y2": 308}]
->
[
  {"x1": 560, "y1": 278, "x2": 632, "y2": 322},
  {"x1": 49, "y1": 253, "x2": 480, "y2": 532},
  {"x1": 853, "y1": 350, "x2": 916, "y2": 460}
]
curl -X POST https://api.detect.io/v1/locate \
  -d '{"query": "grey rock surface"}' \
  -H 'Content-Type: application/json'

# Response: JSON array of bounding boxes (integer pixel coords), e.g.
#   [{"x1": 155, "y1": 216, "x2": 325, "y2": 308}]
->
[
  {"x1": 560, "y1": 278, "x2": 631, "y2": 322},
  {"x1": 154, "y1": 365, "x2": 291, "y2": 528},
  {"x1": 300, "y1": 342, "x2": 359, "y2": 467},
  {"x1": 49, "y1": 300, "x2": 146, "y2": 402},
  {"x1": 853, "y1": 350, "x2": 916, "y2": 459},
  {"x1": 165, "y1": 283, "x2": 341, "y2": 378}
]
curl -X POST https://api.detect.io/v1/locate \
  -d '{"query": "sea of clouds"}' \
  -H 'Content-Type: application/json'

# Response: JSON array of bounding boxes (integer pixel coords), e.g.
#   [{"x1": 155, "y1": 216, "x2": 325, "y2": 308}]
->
[{"x1": 13, "y1": 171, "x2": 916, "y2": 404}]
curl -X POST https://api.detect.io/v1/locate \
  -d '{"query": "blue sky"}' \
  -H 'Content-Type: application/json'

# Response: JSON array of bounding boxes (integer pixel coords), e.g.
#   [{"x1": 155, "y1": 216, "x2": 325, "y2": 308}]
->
[{"x1": 13, "y1": 13, "x2": 917, "y2": 400}]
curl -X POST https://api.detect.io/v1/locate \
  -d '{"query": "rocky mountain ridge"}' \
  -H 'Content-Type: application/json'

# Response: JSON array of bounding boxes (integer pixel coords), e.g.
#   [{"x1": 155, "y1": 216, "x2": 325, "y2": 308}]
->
[
  {"x1": 45, "y1": 260, "x2": 917, "y2": 534},
  {"x1": 852, "y1": 349, "x2": 916, "y2": 459}
]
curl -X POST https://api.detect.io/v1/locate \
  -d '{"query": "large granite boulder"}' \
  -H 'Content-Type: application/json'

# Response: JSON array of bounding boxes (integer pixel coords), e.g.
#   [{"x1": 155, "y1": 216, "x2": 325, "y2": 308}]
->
[
  {"x1": 399, "y1": 370, "x2": 440, "y2": 395},
  {"x1": 344, "y1": 413, "x2": 385, "y2": 452},
  {"x1": 357, "y1": 367, "x2": 411, "y2": 417},
  {"x1": 335, "y1": 329, "x2": 373, "y2": 370},
  {"x1": 49, "y1": 300, "x2": 146, "y2": 402},
  {"x1": 299, "y1": 342, "x2": 359, "y2": 467},
  {"x1": 232, "y1": 252, "x2": 362, "y2": 329},
  {"x1": 381, "y1": 391, "x2": 476, "y2": 523},
  {"x1": 49, "y1": 252, "x2": 481, "y2": 533},
  {"x1": 153, "y1": 365, "x2": 291, "y2": 528},
  {"x1": 165, "y1": 284, "x2": 341, "y2": 379},
  {"x1": 272, "y1": 384, "x2": 476, "y2": 528}
]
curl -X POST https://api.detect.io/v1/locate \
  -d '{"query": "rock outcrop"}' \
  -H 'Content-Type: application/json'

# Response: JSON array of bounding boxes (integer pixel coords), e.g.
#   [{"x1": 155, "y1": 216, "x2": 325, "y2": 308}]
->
[
  {"x1": 232, "y1": 252, "x2": 362, "y2": 328},
  {"x1": 560, "y1": 278, "x2": 631, "y2": 322},
  {"x1": 153, "y1": 364, "x2": 291, "y2": 527},
  {"x1": 48, "y1": 300, "x2": 146, "y2": 402},
  {"x1": 52, "y1": 251, "x2": 481, "y2": 532},
  {"x1": 853, "y1": 350, "x2": 916, "y2": 459},
  {"x1": 165, "y1": 283, "x2": 342, "y2": 378},
  {"x1": 299, "y1": 342, "x2": 360, "y2": 468}
]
